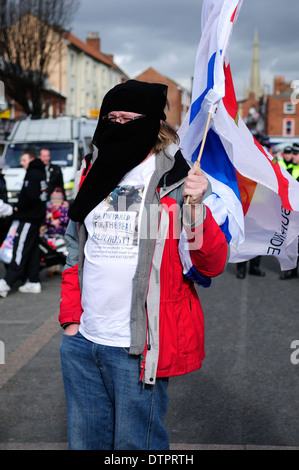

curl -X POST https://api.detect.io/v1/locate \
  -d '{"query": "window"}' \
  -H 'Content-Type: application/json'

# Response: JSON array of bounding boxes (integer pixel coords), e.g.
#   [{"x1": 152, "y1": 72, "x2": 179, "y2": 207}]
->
[
  {"x1": 283, "y1": 118, "x2": 295, "y2": 137},
  {"x1": 70, "y1": 53, "x2": 75, "y2": 77},
  {"x1": 283, "y1": 102, "x2": 296, "y2": 114}
]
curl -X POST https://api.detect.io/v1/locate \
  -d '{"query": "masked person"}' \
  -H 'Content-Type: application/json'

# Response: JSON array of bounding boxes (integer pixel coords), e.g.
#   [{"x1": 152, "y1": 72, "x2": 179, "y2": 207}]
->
[{"x1": 59, "y1": 80, "x2": 228, "y2": 450}]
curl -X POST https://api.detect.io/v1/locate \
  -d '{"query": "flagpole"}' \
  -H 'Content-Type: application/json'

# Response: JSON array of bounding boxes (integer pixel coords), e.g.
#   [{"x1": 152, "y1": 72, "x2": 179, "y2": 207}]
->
[
  {"x1": 186, "y1": 106, "x2": 214, "y2": 205},
  {"x1": 184, "y1": 2, "x2": 240, "y2": 206}
]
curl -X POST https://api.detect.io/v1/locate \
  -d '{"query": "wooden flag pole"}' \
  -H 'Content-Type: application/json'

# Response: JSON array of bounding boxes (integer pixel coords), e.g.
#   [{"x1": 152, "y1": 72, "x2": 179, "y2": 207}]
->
[{"x1": 186, "y1": 108, "x2": 213, "y2": 205}]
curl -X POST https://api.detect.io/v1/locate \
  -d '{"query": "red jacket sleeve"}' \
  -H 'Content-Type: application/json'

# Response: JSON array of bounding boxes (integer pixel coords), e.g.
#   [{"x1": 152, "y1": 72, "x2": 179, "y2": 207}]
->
[{"x1": 59, "y1": 263, "x2": 83, "y2": 326}]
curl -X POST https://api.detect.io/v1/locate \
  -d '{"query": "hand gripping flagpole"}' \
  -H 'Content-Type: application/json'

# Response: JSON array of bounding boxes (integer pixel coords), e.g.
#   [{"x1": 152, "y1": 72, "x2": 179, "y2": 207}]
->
[{"x1": 186, "y1": 103, "x2": 218, "y2": 205}]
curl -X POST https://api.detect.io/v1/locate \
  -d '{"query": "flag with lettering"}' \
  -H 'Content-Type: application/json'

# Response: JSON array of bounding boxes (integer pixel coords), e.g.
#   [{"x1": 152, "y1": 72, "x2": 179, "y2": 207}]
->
[{"x1": 179, "y1": 0, "x2": 299, "y2": 270}]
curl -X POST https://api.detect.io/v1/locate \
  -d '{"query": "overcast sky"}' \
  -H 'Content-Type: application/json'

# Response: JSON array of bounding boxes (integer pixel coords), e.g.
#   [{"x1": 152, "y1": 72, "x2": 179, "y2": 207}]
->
[{"x1": 71, "y1": 0, "x2": 299, "y2": 100}]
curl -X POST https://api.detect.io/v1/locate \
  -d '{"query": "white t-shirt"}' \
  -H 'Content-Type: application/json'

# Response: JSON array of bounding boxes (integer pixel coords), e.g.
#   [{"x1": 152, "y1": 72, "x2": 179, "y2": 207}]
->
[{"x1": 79, "y1": 154, "x2": 156, "y2": 346}]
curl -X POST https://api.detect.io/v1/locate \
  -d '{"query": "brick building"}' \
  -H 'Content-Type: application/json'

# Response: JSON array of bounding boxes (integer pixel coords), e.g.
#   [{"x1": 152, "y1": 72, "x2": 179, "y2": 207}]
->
[
  {"x1": 48, "y1": 31, "x2": 127, "y2": 119},
  {"x1": 0, "y1": 80, "x2": 66, "y2": 121},
  {"x1": 266, "y1": 76, "x2": 299, "y2": 142},
  {"x1": 135, "y1": 67, "x2": 191, "y2": 129},
  {"x1": 239, "y1": 76, "x2": 299, "y2": 145},
  {"x1": 0, "y1": 14, "x2": 127, "y2": 121},
  {"x1": 237, "y1": 30, "x2": 299, "y2": 145}
]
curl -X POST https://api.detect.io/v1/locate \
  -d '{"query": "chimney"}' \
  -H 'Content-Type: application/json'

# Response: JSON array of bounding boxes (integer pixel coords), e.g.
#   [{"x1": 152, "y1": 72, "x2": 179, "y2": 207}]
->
[{"x1": 86, "y1": 32, "x2": 100, "y2": 52}]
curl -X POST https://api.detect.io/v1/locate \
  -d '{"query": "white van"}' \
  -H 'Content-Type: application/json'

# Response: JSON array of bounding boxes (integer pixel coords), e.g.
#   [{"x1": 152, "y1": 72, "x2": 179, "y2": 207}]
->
[{"x1": 2, "y1": 116, "x2": 97, "y2": 203}]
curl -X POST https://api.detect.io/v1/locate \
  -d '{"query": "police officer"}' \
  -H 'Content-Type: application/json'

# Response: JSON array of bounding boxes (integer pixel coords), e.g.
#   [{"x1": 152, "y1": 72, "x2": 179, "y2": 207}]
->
[
  {"x1": 290, "y1": 143, "x2": 299, "y2": 181},
  {"x1": 280, "y1": 143, "x2": 299, "y2": 280},
  {"x1": 279, "y1": 146, "x2": 293, "y2": 174}
]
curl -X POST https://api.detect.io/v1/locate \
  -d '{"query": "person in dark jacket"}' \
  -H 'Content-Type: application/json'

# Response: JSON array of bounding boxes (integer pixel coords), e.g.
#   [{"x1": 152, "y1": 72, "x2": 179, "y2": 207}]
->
[
  {"x1": 0, "y1": 156, "x2": 12, "y2": 245},
  {"x1": 0, "y1": 150, "x2": 47, "y2": 297},
  {"x1": 39, "y1": 148, "x2": 66, "y2": 201},
  {"x1": 0, "y1": 156, "x2": 8, "y2": 203}
]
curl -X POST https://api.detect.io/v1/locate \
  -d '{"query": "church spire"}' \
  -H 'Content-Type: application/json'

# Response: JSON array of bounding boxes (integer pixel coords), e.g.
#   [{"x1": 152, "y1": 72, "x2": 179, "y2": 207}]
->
[{"x1": 249, "y1": 28, "x2": 263, "y2": 100}]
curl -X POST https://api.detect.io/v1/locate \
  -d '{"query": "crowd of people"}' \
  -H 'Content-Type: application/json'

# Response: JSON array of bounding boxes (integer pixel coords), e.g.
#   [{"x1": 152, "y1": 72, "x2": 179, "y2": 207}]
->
[
  {"x1": 0, "y1": 81, "x2": 298, "y2": 450},
  {"x1": 276, "y1": 143, "x2": 299, "y2": 179},
  {"x1": 0, "y1": 148, "x2": 69, "y2": 297},
  {"x1": 0, "y1": 137, "x2": 299, "y2": 297},
  {"x1": 234, "y1": 142, "x2": 299, "y2": 281},
  {"x1": 276, "y1": 143, "x2": 299, "y2": 280}
]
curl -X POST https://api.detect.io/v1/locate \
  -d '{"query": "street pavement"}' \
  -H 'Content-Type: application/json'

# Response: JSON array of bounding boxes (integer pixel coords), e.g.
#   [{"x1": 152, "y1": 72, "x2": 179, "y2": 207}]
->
[{"x1": 0, "y1": 256, "x2": 299, "y2": 451}]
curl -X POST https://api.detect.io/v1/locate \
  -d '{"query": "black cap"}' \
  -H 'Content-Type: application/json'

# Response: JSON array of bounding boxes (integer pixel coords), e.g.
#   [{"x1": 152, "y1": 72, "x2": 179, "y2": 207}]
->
[
  {"x1": 100, "y1": 80, "x2": 168, "y2": 121},
  {"x1": 292, "y1": 143, "x2": 299, "y2": 154},
  {"x1": 284, "y1": 146, "x2": 292, "y2": 153}
]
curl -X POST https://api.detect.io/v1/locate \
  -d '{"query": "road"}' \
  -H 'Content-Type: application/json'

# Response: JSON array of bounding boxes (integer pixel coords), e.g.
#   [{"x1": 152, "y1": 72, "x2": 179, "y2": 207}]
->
[{"x1": 0, "y1": 256, "x2": 298, "y2": 450}]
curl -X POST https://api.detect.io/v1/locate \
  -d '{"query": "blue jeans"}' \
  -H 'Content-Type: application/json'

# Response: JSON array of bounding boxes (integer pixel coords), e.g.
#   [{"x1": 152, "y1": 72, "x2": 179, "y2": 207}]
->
[{"x1": 59, "y1": 331, "x2": 170, "y2": 450}]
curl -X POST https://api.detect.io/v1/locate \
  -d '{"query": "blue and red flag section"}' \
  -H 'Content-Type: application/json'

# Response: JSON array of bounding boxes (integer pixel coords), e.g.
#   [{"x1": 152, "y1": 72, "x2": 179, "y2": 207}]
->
[{"x1": 179, "y1": 0, "x2": 299, "y2": 271}]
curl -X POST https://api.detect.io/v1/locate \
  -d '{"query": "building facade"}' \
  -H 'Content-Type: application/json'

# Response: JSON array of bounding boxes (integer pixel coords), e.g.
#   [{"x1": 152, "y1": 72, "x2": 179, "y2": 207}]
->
[
  {"x1": 0, "y1": 17, "x2": 127, "y2": 121},
  {"x1": 49, "y1": 31, "x2": 127, "y2": 119},
  {"x1": 237, "y1": 30, "x2": 299, "y2": 145},
  {"x1": 266, "y1": 76, "x2": 299, "y2": 142},
  {"x1": 135, "y1": 67, "x2": 191, "y2": 129}
]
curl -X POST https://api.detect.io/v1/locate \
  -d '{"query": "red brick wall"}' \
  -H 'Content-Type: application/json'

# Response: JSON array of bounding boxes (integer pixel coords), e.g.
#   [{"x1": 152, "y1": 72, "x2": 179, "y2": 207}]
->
[
  {"x1": 273, "y1": 76, "x2": 290, "y2": 95},
  {"x1": 266, "y1": 96, "x2": 299, "y2": 137},
  {"x1": 135, "y1": 68, "x2": 183, "y2": 129},
  {"x1": 238, "y1": 77, "x2": 299, "y2": 139},
  {"x1": 266, "y1": 78, "x2": 299, "y2": 137},
  {"x1": 238, "y1": 92, "x2": 259, "y2": 119}
]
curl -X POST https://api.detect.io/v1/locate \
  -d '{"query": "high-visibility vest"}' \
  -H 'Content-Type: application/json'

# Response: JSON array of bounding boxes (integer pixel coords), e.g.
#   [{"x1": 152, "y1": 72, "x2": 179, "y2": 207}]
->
[
  {"x1": 279, "y1": 160, "x2": 293, "y2": 173},
  {"x1": 291, "y1": 165, "x2": 299, "y2": 181}
]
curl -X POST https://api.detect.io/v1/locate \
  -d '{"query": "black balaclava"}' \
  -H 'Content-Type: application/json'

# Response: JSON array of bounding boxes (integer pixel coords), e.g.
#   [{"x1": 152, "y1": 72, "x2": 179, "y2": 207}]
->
[{"x1": 68, "y1": 80, "x2": 168, "y2": 223}]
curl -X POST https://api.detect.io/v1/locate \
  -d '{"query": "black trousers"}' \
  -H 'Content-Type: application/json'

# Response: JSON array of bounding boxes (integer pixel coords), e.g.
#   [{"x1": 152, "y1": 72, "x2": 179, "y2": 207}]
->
[
  {"x1": 236, "y1": 256, "x2": 262, "y2": 274},
  {"x1": 5, "y1": 221, "x2": 40, "y2": 287},
  {"x1": 0, "y1": 215, "x2": 12, "y2": 246}
]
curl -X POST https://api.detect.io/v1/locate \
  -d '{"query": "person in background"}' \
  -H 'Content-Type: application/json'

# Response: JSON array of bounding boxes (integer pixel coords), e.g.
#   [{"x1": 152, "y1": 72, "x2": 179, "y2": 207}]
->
[
  {"x1": 0, "y1": 156, "x2": 8, "y2": 203},
  {"x1": 279, "y1": 143, "x2": 299, "y2": 280},
  {"x1": 289, "y1": 143, "x2": 299, "y2": 181},
  {"x1": 278, "y1": 146, "x2": 293, "y2": 174},
  {"x1": 42, "y1": 187, "x2": 69, "y2": 276},
  {"x1": 39, "y1": 148, "x2": 66, "y2": 201},
  {"x1": 0, "y1": 150, "x2": 47, "y2": 297},
  {"x1": 0, "y1": 156, "x2": 12, "y2": 245},
  {"x1": 44, "y1": 188, "x2": 69, "y2": 236},
  {"x1": 0, "y1": 199, "x2": 12, "y2": 217},
  {"x1": 236, "y1": 256, "x2": 265, "y2": 279}
]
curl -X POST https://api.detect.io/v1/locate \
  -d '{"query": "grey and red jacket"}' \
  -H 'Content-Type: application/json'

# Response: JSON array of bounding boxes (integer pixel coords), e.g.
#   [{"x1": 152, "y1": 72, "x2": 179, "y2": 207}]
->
[{"x1": 59, "y1": 143, "x2": 228, "y2": 384}]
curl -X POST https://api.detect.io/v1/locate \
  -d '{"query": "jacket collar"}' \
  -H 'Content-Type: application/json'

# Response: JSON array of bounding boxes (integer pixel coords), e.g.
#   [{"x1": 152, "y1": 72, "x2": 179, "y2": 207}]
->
[{"x1": 157, "y1": 146, "x2": 190, "y2": 189}]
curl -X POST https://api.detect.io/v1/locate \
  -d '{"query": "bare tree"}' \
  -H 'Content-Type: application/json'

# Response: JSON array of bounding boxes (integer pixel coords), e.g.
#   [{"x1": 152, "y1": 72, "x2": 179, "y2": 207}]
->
[{"x1": 0, "y1": 0, "x2": 80, "y2": 117}]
